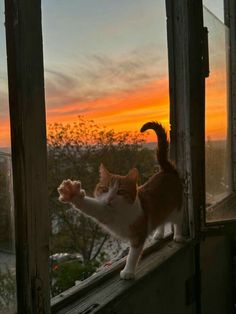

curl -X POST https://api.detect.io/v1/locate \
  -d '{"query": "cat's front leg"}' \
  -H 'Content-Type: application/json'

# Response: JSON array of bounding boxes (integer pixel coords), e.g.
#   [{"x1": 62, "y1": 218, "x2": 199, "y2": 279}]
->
[
  {"x1": 58, "y1": 179, "x2": 109, "y2": 223},
  {"x1": 120, "y1": 242, "x2": 144, "y2": 280}
]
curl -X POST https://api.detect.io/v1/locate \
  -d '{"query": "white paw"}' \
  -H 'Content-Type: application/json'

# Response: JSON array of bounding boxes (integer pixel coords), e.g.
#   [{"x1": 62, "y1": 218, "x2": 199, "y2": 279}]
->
[
  {"x1": 173, "y1": 235, "x2": 186, "y2": 243},
  {"x1": 153, "y1": 232, "x2": 164, "y2": 241},
  {"x1": 120, "y1": 269, "x2": 135, "y2": 280},
  {"x1": 57, "y1": 179, "x2": 86, "y2": 203}
]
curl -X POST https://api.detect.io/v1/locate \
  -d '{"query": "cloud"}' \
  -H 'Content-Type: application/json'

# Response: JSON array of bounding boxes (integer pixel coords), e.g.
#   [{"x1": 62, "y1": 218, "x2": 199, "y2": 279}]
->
[
  {"x1": 44, "y1": 44, "x2": 168, "y2": 112},
  {"x1": 1, "y1": 44, "x2": 169, "y2": 145}
]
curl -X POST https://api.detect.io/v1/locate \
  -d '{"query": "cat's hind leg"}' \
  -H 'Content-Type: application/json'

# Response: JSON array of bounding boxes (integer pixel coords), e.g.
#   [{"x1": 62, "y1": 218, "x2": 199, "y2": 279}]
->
[
  {"x1": 153, "y1": 224, "x2": 165, "y2": 241},
  {"x1": 172, "y1": 210, "x2": 185, "y2": 242},
  {"x1": 120, "y1": 241, "x2": 144, "y2": 280},
  {"x1": 173, "y1": 223, "x2": 185, "y2": 242}
]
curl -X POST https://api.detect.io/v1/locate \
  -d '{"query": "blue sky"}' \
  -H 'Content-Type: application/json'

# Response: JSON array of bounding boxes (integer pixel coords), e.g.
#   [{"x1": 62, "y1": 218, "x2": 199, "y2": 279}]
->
[
  {"x1": 42, "y1": 0, "x2": 166, "y2": 62},
  {"x1": 40, "y1": 0, "x2": 171, "y2": 138},
  {"x1": 41, "y1": 0, "x2": 168, "y2": 108}
]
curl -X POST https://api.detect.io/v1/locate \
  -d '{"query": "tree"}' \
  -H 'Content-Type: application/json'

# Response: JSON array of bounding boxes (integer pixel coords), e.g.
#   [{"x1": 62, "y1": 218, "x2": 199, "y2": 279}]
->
[{"x1": 47, "y1": 116, "x2": 156, "y2": 294}]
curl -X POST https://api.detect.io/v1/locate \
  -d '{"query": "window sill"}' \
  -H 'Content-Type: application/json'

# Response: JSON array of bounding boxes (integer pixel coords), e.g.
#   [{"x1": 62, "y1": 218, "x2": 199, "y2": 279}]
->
[
  {"x1": 51, "y1": 236, "x2": 191, "y2": 313},
  {"x1": 205, "y1": 192, "x2": 236, "y2": 225}
]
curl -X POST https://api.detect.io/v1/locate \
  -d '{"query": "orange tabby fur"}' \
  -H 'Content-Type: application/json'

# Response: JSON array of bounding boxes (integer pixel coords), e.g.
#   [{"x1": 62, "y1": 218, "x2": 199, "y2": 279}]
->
[{"x1": 93, "y1": 122, "x2": 182, "y2": 248}]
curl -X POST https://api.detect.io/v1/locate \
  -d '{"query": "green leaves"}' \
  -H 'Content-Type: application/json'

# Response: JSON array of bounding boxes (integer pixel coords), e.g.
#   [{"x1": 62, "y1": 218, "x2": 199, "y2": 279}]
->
[{"x1": 51, "y1": 260, "x2": 99, "y2": 296}]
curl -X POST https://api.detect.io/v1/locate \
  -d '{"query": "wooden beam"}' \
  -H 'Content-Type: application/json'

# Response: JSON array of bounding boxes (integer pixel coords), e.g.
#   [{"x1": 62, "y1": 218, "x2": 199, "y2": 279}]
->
[
  {"x1": 166, "y1": 2, "x2": 205, "y2": 314},
  {"x1": 4, "y1": 1, "x2": 50, "y2": 313},
  {"x1": 166, "y1": 0, "x2": 205, "y2": 239},
  {"x1": 224, "y1": 0, "x2": 236, "y2": 192}
]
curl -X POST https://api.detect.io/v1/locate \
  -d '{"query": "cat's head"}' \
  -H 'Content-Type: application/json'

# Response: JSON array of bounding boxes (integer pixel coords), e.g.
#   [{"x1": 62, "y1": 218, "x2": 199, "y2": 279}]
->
[{"x1": 94, "y1": 164, "x2": 139, "y2": 205}]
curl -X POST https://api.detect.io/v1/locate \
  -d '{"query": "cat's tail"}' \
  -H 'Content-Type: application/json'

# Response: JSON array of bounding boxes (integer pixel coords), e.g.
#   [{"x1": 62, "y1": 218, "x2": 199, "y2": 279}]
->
[{"x1": 140, "y1": 121, "x2": 174, "y2": 172}]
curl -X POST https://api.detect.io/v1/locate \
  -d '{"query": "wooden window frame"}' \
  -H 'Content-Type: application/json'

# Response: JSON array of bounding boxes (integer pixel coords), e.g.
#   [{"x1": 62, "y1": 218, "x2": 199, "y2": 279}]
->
[
  {"x1": 166, "y1": 0, "x2": 205, "y2": 240},
  {"x1": 225, "y1": 0, "x2": 236, "y2": 194},
  {"x1": 203, "y1": 0, "x2": 236, "y2": 231},
  {"x1": 4, "y1": 0, "x2": 50, "y2": 313},
  {"x1": 165, "y1": 2, "x2": 205, "y2": 313},
  {"x1": 4, "y1": 0, "x2": 227, "y2": 313}
]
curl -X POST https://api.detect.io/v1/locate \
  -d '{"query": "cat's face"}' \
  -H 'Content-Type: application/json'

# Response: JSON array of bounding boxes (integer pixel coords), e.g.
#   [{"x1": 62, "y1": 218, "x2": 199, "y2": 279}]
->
[{"x1": 94, "y1": 164, "x2": 139, "y2": 205}]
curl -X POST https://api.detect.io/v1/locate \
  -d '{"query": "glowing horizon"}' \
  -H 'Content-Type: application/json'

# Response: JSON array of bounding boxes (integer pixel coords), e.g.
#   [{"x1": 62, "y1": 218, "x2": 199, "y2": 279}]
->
[
  {"x1": 0, "y1": 62, "x2": 229, "y2": 147},
  {"x1": 0, "y1": 55, "x2": 229, "y2": 147},
  {"x1": 0, "y1": 1, "x2": 229, "y2": 148}
]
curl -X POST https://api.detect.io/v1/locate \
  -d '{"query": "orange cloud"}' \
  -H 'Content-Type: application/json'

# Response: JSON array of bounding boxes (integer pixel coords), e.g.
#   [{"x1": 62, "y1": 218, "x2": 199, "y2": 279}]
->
[
  {"x1": 0, "y1": 68, "x2": 229, "y2": 147},
  {"x1": 46, "y1": 78, "x2": 170, "y2": 142},
  {"x1": 45, "y1": 68, "x2": 229, "y2": 143}
]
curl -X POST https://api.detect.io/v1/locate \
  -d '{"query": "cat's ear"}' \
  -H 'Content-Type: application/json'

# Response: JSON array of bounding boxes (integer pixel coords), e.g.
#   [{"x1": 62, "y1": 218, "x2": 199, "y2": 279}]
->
[
  {"x1": 99, "y1": 163, "x2": 110, "y2": 180},
  {"x1": 127, "y1": 168, "x2": 139, "y2": 182}
]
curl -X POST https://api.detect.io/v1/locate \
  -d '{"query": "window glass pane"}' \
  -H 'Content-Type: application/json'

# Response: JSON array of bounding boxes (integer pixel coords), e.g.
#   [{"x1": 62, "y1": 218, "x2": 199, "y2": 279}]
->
[
  {"x1": 203, "y1": 0, "x2": 224, "y2": 22},
  {"x1": 42, "y1": 0, "x2": 169, "y2": 296},
  {"x1": 203, "y1": 5, "x2": 233, "y2": 222},
  {"x1": 0, "y1": 3, "x2": 17, "y2": 313}
]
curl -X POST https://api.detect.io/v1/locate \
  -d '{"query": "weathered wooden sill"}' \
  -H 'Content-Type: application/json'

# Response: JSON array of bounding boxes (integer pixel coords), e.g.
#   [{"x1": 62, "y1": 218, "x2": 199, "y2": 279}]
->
[
  {"x1": 51, "y1": 236, "x2": 190, "y2": 313},
  {"x1": 205, "y1": 192, "x2": 236, "y2": 227}
]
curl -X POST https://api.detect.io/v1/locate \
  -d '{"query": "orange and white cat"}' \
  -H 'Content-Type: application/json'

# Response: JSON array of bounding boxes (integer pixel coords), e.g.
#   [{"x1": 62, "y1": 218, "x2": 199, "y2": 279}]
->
[{"x1": 58, "y1": 122, "x2": 183, "y2": 280}]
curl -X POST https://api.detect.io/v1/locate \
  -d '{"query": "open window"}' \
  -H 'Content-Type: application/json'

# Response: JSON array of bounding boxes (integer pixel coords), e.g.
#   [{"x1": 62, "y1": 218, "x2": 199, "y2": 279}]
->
[
  {"x1": 2, "y1": 0, "x2": 236, "y2": 313},
  {"x1": 203, "y1": 0, "x2": 236, "y2": 226},
  {"x1": 41, "y1": 0, "x2": 172, "y2": 301}
]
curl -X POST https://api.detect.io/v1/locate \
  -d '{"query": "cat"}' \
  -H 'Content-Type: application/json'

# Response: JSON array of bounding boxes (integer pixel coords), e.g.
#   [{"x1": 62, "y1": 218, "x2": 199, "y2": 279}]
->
[{"x1": 57, "y1": 121, "x2": 183, "y2": 280}]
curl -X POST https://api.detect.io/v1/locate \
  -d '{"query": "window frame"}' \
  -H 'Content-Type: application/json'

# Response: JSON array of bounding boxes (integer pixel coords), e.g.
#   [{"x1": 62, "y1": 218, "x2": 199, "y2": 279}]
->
[
  {"x1": 4, "y1": 0, "x2": 50, "y2": 312},
  {"x1": 5, "y1": 0, "x2": 232, "y2": 313},
  {"x1": 166, "y1": 0, "x2": 206, "y2": 240},
  {"x1": 165, "y1": 2, "x2": 205, "y2": 313},
  {"x1": 203, "y1": 0, "x2": 236, "y2": 230},
  {"x1": 224, "y1": 0, "x2": 236, "y2": 194}
]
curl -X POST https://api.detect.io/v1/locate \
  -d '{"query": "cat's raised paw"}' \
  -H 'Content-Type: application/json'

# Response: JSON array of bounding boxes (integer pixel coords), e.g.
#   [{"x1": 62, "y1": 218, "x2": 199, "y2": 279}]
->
[
  {"x1": 120, "y1": 269, "x2": 135, "y2": 280},
  {"x1": 58, "y1": 179, "x2": 86, "y2": 203}
]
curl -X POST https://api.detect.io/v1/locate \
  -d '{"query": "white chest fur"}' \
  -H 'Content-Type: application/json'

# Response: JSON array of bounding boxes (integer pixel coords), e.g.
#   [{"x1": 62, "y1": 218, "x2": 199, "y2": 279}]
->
[{"x1": 99, "y1": 195, "x2": 144, "y2": 239}]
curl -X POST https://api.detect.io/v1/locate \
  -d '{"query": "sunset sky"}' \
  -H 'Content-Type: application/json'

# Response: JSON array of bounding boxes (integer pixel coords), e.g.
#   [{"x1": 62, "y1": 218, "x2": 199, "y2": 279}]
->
[{"x1": 0, "y1": 0, "x2": 228, "y2": 147}]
